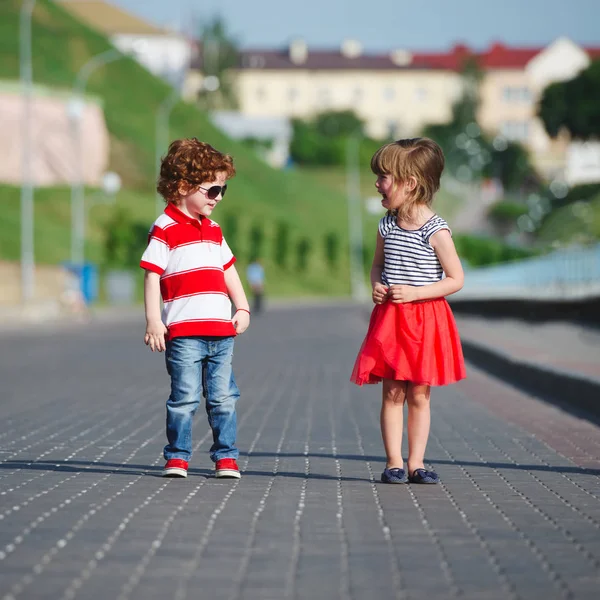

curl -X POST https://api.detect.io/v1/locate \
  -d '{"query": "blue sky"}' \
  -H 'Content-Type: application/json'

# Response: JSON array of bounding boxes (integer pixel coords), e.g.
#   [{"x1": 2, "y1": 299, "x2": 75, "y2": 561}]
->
[{"x1": 110, "y1": 0, "x2": 600, "y2": 51}]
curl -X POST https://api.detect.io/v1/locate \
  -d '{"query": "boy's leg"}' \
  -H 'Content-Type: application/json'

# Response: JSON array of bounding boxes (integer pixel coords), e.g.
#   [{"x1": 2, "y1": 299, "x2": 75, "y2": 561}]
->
[
  {"x1": 203, "y1": 336, "x2": 240, "y2": 463},
  {"x1": 164, "y1": 337, "x2": 205, "y2": 462}
]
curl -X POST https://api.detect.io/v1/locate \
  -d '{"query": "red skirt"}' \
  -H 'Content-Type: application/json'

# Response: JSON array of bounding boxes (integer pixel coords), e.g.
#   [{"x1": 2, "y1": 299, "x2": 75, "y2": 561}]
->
[{"x1": 351, "y1": 298, "x2": 466, "y2": 387}]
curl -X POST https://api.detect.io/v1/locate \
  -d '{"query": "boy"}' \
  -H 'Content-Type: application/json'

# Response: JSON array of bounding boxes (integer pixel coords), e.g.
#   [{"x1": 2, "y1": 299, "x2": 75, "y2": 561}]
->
[{"x1": 140, "y1": 138, "x2": 250, "y2": 479}]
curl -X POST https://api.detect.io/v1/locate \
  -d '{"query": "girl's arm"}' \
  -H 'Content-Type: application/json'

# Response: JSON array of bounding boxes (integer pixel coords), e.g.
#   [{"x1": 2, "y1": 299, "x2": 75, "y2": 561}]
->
[
  {"x1": 388, "y1": 230, "x2": 464, "y2": 303},
  {"x1": 371, "y1": 232, "x2": 388, "y2": 304},
  {"x1": 224, "y1": 265, "x2": 251, "y2": 334},
  {"x1": 370, "y1": 231, "x2": 385, "y2": 288},
  {"x1": 414, "y1": 230, "x2": 464, "y2": 301}
]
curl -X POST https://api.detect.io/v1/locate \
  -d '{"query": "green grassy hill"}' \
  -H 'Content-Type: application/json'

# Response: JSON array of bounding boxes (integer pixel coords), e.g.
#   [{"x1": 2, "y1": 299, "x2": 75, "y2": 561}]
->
[{"x1": 0, "y1": 0, "x2": 355, "y2": 298}]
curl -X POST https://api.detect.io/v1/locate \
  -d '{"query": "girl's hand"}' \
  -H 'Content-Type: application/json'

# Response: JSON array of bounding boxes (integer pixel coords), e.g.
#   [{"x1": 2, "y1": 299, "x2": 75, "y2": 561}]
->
[
  {"x1": 372, "y1": 282, "x2": 389, "y2": 304},
  {"x1": 388, "y1": 284, "x2": 419, "y2": 304},
  {"x1": 144, "y1": 320, "x2": 168, "y2": 352},
  {"x1": 232, "y1": 309, "x2": 250, "y2": 334}
]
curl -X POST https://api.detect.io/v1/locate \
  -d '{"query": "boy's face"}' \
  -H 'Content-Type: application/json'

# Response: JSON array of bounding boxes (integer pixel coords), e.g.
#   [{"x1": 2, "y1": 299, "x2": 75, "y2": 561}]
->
[{"x1": 179, "y1": 171, "x2": 228, "y2": 219}]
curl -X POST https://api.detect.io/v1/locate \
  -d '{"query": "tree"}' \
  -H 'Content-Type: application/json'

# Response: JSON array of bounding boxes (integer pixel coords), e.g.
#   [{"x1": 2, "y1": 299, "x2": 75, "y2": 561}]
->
[
  {"x1": 197, "y1": 16, "x2": 239, "y2": 110},
  {"x1": 314, "y1": 110, "x2": 364, "y2": 137},
  {"x1": 422, "y1": 59, "x2": 538, "y2": 191},
  {"x1": 538, "y1": 60, "x2": 600, "y2": 139},
  {"x1": 289, "y1": 110, "x2": 382, "y2": 166}
]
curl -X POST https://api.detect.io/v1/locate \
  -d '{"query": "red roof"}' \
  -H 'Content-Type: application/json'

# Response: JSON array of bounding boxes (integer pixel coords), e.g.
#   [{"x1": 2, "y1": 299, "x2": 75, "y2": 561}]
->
[
  {"x1": 587, "y1": 48, "x2": 600, "y2": 60},
  {"x1": 411, "y1": 42, "x2": 598, "y2": 70},
  {"x1": 191, "y1": 41, "x2": 600, "y2": 72}
]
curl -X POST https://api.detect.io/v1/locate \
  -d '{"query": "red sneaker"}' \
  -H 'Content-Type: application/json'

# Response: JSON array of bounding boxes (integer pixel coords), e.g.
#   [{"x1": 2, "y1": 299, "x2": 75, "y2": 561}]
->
[
  {"x1": 162, "y1": 459, "x2": 188, "y2": 478},
  {"x1": 215, "y1": 458, "x2": 240, "y2": 479}
]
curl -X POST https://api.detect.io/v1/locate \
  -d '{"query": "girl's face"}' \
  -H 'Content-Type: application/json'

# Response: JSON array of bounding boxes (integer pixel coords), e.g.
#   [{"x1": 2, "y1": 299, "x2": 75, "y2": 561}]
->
[
  {"x1": 179, "y1": 171, "x2": 228, "y2": 219},
  {"x1": 375, "y1": 174, "x2": 408, "y2": 211}
]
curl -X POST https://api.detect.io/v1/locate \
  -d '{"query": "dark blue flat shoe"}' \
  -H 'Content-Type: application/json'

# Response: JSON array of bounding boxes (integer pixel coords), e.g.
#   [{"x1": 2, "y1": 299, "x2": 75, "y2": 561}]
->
[
  {"x1": 409, "y1": 468, "x2": 439, "y2": 484},
  {"x1": 381, "y1": 467, "x2": 408, "y2": 484}
]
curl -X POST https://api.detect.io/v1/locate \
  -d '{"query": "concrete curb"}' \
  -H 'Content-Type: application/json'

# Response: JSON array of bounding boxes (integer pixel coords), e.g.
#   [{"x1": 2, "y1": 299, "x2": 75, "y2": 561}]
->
[{"x1": 461, "y1": 336, "x2": 600, "y2": 420}]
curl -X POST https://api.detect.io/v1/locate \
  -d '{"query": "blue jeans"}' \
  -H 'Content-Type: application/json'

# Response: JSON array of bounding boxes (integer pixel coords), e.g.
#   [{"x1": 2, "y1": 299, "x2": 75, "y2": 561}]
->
[{"x1": 164, "y1": 336, "x2": 239, "y2": 463}]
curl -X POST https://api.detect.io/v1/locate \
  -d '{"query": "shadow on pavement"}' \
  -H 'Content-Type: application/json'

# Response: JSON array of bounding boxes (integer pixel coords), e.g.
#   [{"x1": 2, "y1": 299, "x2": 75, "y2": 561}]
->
[{"x1": 2, "y1": 457, "x2": 599, "y2": 478}]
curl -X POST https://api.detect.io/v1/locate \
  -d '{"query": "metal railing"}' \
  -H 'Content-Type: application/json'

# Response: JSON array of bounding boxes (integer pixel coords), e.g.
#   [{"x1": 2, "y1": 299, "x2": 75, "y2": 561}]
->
[{"x1": 455, "y1": 243, "x2": 600, "y2": 301}]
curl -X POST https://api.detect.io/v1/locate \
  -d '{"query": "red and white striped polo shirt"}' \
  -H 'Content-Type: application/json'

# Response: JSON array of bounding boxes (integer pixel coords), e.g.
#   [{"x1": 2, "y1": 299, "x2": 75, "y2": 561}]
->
[{"x1": 140, "y1": 203, "x2": 237, "y2": 339}]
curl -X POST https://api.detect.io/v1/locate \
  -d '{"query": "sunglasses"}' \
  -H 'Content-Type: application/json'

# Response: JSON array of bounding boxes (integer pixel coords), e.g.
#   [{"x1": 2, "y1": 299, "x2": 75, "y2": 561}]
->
[{"x1": 198, "y1": 184, "x2": 227, "y2": 200}]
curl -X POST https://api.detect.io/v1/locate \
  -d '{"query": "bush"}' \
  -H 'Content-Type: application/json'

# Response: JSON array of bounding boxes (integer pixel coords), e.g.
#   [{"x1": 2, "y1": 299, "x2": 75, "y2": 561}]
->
[
  {"x1": 274, "y1": 221, "x2": 290, "y2": 268},
  {"x1": 561, "y1": 182, "x2": 600, "y2": 206},
  {"x1": 104, "y1": 208, "x2": 149, "y2": 269},
  {"x1": 488, "y1": 200, "x2": 529, "y2": 223},
  {"x1": 454, "y1": 234, "x2": 536, "y2": 267},
  {"x1": 221, "y1": 213, "x2": 239, "y2": 251},
  {"x1": 249, "y1": 223, "x2": 265, "y2": 260},
  {"x1": 296, "y1": 238, "x2": 312, "y2": 271},
  {"x1": 324, "y1": 232, "x2": 340, "y2": 270}
]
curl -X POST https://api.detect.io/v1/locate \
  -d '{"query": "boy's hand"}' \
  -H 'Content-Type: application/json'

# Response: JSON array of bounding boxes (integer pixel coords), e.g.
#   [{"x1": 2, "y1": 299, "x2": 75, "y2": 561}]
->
[
  {"x1": 388, "y1": 284, "x2": 418, "y2": 304},
  {"x1": 372, "y1": 282, "x2": 389, "y2": 304},
  {"x1": 144, "y1": 320, "x2": 168, "y2": 352},
  {"x1": 232, "y1": 310, "x2": 250, "y2": 334}
]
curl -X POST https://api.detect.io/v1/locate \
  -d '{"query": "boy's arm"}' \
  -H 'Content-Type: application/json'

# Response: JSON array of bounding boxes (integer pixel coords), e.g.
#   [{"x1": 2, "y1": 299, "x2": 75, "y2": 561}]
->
[
  {"x1": 143, "y1": 270, "x2": 168, "y2": 352},
  {"x1": 224, "y1": 265, "x2": 251, "y2": 334}
]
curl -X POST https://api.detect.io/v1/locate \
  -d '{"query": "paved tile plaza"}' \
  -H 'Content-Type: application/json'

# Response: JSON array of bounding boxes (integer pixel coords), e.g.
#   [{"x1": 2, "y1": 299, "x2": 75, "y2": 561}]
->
[{"x1": 1, "y1": 305, "x2": 599, "y2": 599}]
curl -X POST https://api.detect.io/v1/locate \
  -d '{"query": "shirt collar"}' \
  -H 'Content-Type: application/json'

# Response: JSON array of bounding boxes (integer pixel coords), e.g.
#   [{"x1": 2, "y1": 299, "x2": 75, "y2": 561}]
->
[{"x1": 165, "y1": 202, "x2": 204, "y2": 225}]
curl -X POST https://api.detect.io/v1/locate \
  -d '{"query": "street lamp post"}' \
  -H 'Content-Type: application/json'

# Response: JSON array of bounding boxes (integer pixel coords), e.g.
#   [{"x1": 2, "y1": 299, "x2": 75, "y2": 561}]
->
[
  {"x1": 69, "y1": 48, "x2": 123, "y2": 267},
  {"x1": 20, "y1": 0, "x2": 37, "y2": 302},
  {"x1": 155, "y1": 86, "x2": 180, "y2": 216},
  {"x1": 346, "y1": 134, "x2": 368, "y2": 301}
]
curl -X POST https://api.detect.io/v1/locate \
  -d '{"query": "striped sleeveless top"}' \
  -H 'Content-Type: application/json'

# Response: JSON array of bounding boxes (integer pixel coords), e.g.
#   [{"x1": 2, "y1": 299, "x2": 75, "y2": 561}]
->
[{"x1": 378, "y1": 213, "x2": 451, "y2": 287}]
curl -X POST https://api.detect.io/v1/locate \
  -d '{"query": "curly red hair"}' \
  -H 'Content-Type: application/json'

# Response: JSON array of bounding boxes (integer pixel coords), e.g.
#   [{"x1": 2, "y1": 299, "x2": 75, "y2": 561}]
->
[{"x1": 157, "y1": 138, "x2": 236, "y2": 204}]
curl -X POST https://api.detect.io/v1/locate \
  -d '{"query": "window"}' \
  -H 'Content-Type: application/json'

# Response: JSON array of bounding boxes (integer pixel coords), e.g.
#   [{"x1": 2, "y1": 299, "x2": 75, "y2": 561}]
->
[
  {"x1": 502, "y1": 86, "x2": 531, "y2": 103},
  {"x1": 352, "y1": 87, "x2": 364, "y2": 103},
  {"x1": 383, "y1": 87, "x2": 395, "y2": 101},
  {"x1": 318, "y1": 88, "x2": 331, "y2": 107},
  {"x1": 415, "y1": 87, "x2": 428, "y2": 102},
  {"x1": 387, "y1": 120, "x2": 398, "y2": 138},
  {"x1": 256, "y1": 87, "x2": 266, "y2": 102},
  {"x1": 500, "y1": 120, "x2": 530, "y2": 141}
]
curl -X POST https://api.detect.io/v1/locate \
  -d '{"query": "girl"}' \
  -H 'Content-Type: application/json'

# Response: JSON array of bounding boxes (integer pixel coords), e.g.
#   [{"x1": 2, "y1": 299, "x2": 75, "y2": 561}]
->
[{"x1": 351, "y1": 138, "x2": 466, "y2": 485}]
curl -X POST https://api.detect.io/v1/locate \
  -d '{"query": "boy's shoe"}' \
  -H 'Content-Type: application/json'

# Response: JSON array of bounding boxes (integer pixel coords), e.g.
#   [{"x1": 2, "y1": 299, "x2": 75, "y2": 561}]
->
[
  {"x1": 408, "y1": 468, "x2": 439, "y2": 484},
  {"x1": 381, "y1": 467, "x2": 408, "y2": 484},
  {"x1": 215, "y1": 458, "x2": 241, "y2": 479},
  {"x1": 162, "y1": 459, "x2": 188, "y2": 478}
]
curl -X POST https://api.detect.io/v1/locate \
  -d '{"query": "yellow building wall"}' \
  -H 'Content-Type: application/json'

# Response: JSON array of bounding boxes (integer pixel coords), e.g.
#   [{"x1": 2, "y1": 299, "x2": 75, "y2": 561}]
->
[
  {"x1": 479, "y1": 70, "x2": 568, "y2": 177},
  {"x1": 235, "y1": 69, "x2": 462, "y2": 139}
]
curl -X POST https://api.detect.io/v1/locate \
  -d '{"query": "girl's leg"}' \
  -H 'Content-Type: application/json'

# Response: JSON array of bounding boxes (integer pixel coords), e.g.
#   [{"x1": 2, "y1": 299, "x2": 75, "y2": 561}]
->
[
  {"x1": 380, "y1": 379, "x2": 407, "y2": 468},
  {"x1": 406, "y1": 383, "x2": 431, "y2": 474}
]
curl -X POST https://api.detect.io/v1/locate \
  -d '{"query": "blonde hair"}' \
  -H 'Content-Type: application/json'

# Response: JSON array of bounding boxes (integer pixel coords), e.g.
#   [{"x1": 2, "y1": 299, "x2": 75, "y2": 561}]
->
[{"x1": 370, "y1": 138, "x2": 445, "y2": 223}]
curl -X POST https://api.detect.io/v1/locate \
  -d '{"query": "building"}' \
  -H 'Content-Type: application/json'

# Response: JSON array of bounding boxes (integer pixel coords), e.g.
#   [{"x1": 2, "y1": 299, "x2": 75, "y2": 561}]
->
[
  {"x1": 191, "y1": 39, "x2": 463, "y2": 140},
  {"x1": 57, "y1": 0, "x2": 191, "y2": 86},
  {"x1": 477, "y1": 38, "x2": 600, "y2": 179},
  {"x1": 188, "y1": 38, "x2": 600, "y2": 180}
]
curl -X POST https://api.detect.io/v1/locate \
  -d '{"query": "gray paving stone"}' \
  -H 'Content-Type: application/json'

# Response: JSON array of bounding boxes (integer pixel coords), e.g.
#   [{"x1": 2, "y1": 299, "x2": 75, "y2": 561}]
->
[{"x1": 1, "y1": 305, "x2": 599, "y2": 599}]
